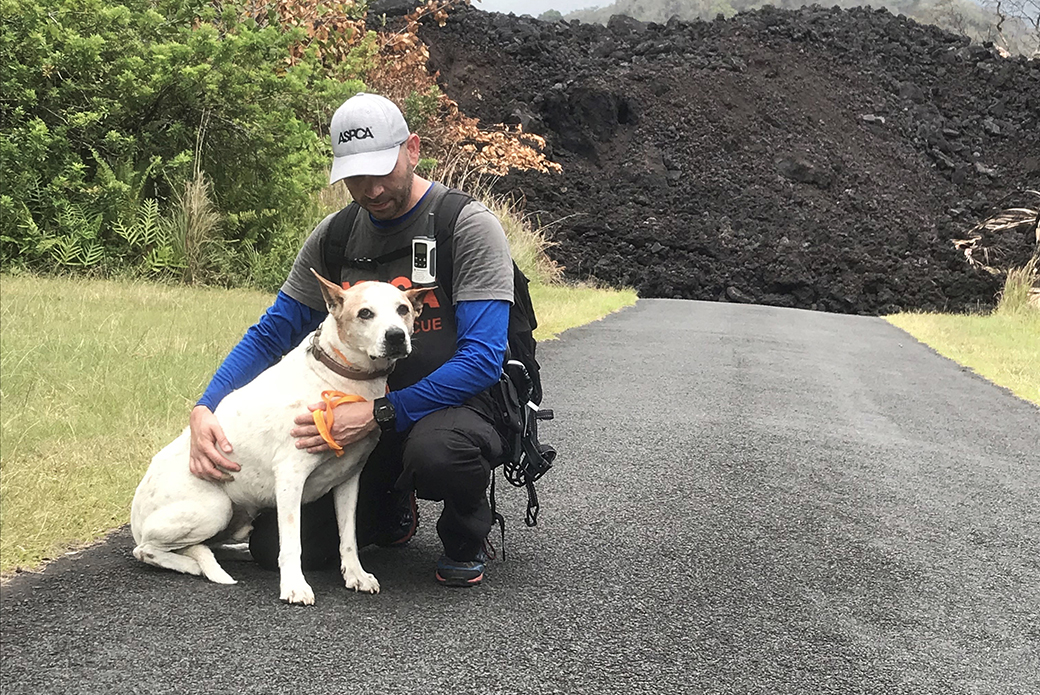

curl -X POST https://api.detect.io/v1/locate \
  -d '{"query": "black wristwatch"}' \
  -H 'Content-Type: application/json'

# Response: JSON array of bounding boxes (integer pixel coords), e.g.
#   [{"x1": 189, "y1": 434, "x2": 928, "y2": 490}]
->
[{"x1": 373, "y1": 397, "x2": 396, "y2": 433}]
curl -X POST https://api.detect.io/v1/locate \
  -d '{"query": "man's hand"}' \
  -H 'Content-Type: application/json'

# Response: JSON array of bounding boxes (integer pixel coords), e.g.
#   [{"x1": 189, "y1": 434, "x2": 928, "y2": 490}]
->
[
  {"x1": 291, "y1": 401, "x2": 378, "y2": 454},
  {"x1": 189, "y1": 405, "x2": 241, "y2": 482}
]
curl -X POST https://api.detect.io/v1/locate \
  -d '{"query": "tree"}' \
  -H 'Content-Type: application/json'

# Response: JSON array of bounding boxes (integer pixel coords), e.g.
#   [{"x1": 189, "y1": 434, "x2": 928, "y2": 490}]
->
[{"x1": 988, "y1": 0, "x2": 1040, "y2": 56}]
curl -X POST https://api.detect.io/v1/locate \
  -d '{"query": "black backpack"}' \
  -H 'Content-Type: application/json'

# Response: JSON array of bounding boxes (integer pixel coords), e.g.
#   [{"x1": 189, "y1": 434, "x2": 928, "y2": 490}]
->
[{"x1": 322, "y1": 189, "x2": 556, "y2": 534}]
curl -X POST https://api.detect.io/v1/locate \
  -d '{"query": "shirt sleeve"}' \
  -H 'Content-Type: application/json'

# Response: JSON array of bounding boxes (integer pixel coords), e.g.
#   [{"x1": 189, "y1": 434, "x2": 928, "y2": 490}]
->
[
  {"x1": 197, "y1": 291, "x2": 326, "y2": 410},
  {"x1": 451, "y1": 201, "x2": 514, "y2": 303},
  {"x1": 385, "y1": 299, "x2": 509, "y2": 430}
]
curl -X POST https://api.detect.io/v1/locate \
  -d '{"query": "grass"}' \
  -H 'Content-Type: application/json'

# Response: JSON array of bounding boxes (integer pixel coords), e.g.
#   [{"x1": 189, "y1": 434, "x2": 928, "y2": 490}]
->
[
  {"x1": 531, "y1": 283, "x2": 636, "y2": 340},
  {"x1": 885, "y1": 260, "x2": 1040, "y2": 406},
  {"x1": 886, "y1": 310, "x2": 1040, "y2": 405},
  {"x1": 0, "y1": 273, "x2": 634, "y2": 574},
  {"x1": 0, "y1": 276, "x2": 275, "y2": 572}
]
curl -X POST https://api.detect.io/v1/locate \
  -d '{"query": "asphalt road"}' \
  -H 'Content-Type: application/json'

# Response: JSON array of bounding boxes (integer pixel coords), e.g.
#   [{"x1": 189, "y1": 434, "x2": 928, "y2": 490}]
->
[{"x1": 2, "y1": 300, "x2": 1038, "y2": 694}]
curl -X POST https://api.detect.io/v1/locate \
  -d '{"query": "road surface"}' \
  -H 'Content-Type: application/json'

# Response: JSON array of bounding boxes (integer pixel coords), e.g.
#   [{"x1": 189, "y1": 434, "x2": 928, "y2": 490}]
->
[{"x1": 3, "y1": 300, "x2": 1037, "y2": 694}]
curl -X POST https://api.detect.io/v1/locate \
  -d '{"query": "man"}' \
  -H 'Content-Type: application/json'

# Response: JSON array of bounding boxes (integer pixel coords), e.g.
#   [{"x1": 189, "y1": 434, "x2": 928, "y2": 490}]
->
[{"x1": 188, "y1": 92, "x2": 514, "y2": 587}]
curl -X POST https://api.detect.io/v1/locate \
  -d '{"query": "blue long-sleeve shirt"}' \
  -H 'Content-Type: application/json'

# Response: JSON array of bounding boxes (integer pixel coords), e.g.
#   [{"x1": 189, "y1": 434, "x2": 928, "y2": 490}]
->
[{"x1": 197, "y1": 291, "x2": 508, "y2": 431}]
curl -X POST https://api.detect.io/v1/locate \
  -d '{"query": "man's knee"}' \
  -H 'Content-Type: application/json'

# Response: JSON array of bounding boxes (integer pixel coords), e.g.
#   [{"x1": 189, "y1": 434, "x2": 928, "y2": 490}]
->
[{"x1": 400, "y1": 411, "x2": 497, "y2": 502}]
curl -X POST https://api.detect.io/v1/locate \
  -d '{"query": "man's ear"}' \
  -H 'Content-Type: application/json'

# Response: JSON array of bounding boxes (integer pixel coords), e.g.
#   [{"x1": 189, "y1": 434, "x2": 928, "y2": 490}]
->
[
  {"x1": 404, "y1": 133, "x2": 421, "y2": 169},
  {"x1": 310, "y1": 268, "x2": 344, "y2": 312},
  {"x1": 404, "y1": 286, "x2": 436, "y2": 317}
]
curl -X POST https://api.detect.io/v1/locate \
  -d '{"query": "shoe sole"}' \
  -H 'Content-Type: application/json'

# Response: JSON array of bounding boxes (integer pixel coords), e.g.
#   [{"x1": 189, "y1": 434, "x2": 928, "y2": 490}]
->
[{"x1": 435, "y1": 571, "x2": 484, "y2": 587}]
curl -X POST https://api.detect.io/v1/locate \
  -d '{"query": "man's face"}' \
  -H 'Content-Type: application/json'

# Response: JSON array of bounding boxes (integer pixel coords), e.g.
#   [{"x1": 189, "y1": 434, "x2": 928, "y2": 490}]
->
[{"x1": 343, "y1": 144, "x2": 415, "y2": 221}]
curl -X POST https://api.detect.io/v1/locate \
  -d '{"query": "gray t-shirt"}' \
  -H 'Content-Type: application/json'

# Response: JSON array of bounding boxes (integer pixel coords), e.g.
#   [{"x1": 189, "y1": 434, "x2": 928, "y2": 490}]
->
[{"x1": 281, "y1": 182, "x2": 514, "y2": 389}]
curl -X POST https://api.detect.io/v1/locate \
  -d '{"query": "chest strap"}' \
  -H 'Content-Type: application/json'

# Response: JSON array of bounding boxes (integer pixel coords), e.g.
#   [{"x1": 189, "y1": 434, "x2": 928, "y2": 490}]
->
[{"x1": 342, "y1": 246, "x2": 412, "y2": 272}]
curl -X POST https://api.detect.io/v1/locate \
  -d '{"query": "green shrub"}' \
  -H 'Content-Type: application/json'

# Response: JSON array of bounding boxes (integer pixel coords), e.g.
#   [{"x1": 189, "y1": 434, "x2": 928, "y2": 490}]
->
[
  {"x1": 403, "y1": 86, "x2": 442, "y2": 132},
  {"x1": 416, "y1": 157, "x2": 438, "y2": 177},
  {"x1": 0, "y1": 0, "x2": 376, "y2": 280}
]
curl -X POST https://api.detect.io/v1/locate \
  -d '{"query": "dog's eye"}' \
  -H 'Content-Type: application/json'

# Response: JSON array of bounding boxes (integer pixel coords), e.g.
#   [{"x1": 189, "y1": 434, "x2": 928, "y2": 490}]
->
[
  {"x1": 357, "y1": 308, "x2": 374, "y2": 320},
  {"x1": 397, "y1": 304, "x2": 410, "y2": 316}
]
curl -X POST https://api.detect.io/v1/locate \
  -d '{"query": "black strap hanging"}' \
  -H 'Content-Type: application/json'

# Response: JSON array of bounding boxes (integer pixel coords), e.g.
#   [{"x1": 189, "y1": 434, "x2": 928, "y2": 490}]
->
[{"x1": 489, "y1": 468, "x2": 507, "y2": 561}]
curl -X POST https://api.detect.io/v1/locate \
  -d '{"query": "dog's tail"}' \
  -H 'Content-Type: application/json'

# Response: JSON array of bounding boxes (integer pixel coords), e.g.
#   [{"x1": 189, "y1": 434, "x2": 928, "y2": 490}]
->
[{"x1": 180, "y1": 544, "x2": 237, "y2": 585}]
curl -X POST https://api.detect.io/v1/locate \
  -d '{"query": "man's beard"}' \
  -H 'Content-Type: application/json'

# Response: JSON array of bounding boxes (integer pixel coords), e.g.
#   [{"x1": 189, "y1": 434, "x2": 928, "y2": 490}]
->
[{"x1": 369, "y1": 171, "x2": 415, "y2": 220}]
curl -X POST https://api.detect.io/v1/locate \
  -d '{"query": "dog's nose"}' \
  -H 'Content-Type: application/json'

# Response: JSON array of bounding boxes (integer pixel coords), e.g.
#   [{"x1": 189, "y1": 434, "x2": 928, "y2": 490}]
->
[{"x1": 385, "y1": 327, "x2": 406, "y2": 347}]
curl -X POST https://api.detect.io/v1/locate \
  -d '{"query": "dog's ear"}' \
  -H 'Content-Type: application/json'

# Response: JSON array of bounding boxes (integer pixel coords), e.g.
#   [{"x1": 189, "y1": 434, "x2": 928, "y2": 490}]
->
[
  {"x1": 404, "y1": 286, "x2": 436, "y2": 317},
  {"x1": 310, "y1": 268, "x2": 344, "y2": 312}
]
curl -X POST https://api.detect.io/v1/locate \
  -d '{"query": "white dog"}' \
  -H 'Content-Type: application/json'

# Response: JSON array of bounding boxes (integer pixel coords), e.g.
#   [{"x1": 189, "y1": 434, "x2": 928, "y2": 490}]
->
[{"x1": 131, "y1": 272, "x2": 429, "y2": 605}]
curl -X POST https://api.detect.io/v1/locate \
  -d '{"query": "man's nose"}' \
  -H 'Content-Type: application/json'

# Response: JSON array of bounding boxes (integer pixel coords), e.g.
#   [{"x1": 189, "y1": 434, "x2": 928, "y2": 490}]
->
[{"x1": 361, "y1": 177, "x2": 384, "y2": 200}]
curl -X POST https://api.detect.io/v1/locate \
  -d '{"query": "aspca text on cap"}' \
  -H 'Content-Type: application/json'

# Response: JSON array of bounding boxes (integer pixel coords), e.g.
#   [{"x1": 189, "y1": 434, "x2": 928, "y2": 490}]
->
[{"x1": 338, "y1": 127, "x2": 375, "y2": 144}]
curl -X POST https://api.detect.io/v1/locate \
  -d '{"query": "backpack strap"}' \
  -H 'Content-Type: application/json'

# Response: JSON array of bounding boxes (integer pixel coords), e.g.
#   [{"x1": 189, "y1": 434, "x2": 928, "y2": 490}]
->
[
  {"x1": 488, "y1": 469, "x2": 506, "y2": 560},
  {"x1": 322, "y1": 201, "x2": 419, "y2": 281},
  {"x1": 322, "y1": 202, "x2": 361, "y2": 284},
  {"x1": 324, "y1": 190, "x2": 472, "y2": 288},
  {"x1": 430, "y1": 189, "x2": 474, "y2": 302}
]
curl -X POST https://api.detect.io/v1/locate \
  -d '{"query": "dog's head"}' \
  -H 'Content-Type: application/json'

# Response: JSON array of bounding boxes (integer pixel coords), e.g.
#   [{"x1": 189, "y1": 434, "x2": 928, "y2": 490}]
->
[{"x1": 311, "y1": 269, "x2": 433, "y2": 363}]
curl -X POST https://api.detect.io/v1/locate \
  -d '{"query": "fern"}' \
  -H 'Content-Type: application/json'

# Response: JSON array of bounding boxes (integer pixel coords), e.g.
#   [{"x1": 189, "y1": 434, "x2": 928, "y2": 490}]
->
[
  {"x1": 78, "y1": 242, "x2": 105, "y2": 268},
  {"x1": 50, "y1": 237, "x2": 81, "y2": 267},
  {"x1": 48, "y1": 204, "x2": 106, "y2": 268},
  {"x1": 23, "y1": 173, "x2": 47, "y2": 214},
  {"x1": 113, "y1": 198, "x2": 164, "y2": 250},
  {"x1": 89, "y1": 149, "x2": 164, "y2": 216},
  {"x1": 57, "y1": 204, "x2": 104, "y2": 242},
  {"x1": 89, "y1": 148, "x2": 127, "y2": 199},
  {"x1": 144, "y1": 245, "x2": 185, "y2": 274},
  {"x1": 112, "y1": 218, "x2": 145, "y2": 248},
  {"x1": 139, "y1": 198, "x2": 164, "y2": 247},
  {"x1": 3, "y1": 203, "x2": 46, "y2": 264}
]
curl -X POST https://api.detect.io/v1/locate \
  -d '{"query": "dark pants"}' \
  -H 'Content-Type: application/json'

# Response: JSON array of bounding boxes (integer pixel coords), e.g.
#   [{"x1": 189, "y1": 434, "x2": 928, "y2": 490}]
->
[{"x1": 249, "y1": 401, "x2": 504, "y2": 570}]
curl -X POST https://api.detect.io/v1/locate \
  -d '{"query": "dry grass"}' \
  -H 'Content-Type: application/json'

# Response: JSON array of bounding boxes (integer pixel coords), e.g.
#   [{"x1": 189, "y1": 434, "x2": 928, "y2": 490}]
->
[
  {"x1": 998, "y1": 253, "x2": 1039, "y2": 312},
  {"x1": 895, "y1": 195, "x2": 1040, "y2": 405},
  {"x1": 316, "y1": 179, "x2": 353, "y2": 214},
  {"x1": 485, "y1": 195, "x2": 567, "y2": 287},
  {"x1": 167, "y1": 169, "x2": 222, "y2": 283}
]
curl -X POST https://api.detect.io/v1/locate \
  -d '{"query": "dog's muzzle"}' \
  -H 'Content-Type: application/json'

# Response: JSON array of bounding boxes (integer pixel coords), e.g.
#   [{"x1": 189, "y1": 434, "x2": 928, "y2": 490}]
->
[{"x1": 380, "y1": 327, "x2": 410, "y2": 359}]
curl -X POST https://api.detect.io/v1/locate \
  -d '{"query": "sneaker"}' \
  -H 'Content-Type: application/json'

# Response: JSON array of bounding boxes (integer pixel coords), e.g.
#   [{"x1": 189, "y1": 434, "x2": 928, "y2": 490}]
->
[
  {"x1": 374, "y1": 491, "x2": 419, "y2": 548},
  {"x1": 435, "y1": 549, "x2": 488, "y2": 587}
]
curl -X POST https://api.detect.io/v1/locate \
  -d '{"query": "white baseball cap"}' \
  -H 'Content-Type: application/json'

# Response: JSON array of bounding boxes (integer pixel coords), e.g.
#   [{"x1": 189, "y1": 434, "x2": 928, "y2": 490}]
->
[{"x1": 329, "y1": 93, "x2": 410, "y2": 184}]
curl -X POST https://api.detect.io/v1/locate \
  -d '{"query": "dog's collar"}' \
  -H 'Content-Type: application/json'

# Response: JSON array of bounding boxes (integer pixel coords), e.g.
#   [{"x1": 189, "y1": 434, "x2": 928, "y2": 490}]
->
[{"x1": 308, "y1": 324, "x2": 394, "y2": 381}]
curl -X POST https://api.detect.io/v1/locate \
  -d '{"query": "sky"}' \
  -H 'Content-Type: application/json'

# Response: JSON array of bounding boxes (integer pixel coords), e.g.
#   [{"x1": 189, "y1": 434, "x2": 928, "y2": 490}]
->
[{"x1": 475, "y1": 0, "x2": 606, "y2": 17}]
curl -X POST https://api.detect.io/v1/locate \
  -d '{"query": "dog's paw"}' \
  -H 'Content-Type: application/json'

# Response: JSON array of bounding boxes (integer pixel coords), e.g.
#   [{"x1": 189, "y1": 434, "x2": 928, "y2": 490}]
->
[
  {"x1": 343, "y1": 569, "x2": 380, "y2": 594},
  {"x1": 210, "y1": 570, "x2": 237, "y2": 585},
  {"x1": 280, "y1": 582, "x2": 315, "y2": 605}
]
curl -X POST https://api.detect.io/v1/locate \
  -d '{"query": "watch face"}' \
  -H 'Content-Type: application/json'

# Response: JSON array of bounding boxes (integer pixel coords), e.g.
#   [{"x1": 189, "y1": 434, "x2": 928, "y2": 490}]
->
[{"x1": 375, "y1": 400, "x2": 395, "y2": 427}]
